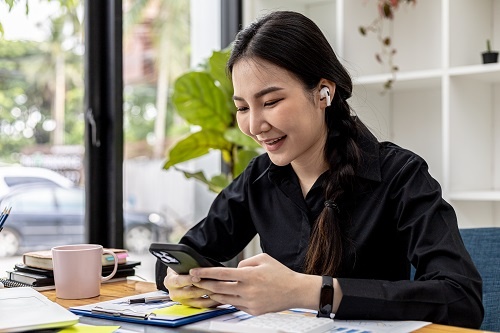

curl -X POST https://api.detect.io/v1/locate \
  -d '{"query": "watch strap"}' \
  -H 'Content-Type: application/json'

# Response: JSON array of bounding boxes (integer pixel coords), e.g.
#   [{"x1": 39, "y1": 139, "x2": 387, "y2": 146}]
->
[{"x1": 317, "y1": 275, "x2": 334, "y2": 318}]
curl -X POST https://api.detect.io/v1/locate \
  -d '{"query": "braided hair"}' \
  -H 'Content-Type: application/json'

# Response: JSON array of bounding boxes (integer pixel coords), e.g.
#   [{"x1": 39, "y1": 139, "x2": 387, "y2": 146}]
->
[{"x1": 227, "y1": 11, "x2": 362, "y2": 276}]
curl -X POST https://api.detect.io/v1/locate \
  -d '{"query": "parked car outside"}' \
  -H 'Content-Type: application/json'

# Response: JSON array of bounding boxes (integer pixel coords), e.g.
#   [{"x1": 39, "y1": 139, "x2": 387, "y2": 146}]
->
[
  {"x1": 0, "y1": 183, "x2": 171, "y2": 257},
  {"x1": 0, "y1": 166, "x2": 75, "y2": 198}
]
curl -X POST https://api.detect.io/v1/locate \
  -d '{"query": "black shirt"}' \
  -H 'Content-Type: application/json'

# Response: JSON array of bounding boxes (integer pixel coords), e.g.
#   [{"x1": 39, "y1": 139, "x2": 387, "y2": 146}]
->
[{"x1": 157, "y1": 128, "x2": 483, "y2": 328}]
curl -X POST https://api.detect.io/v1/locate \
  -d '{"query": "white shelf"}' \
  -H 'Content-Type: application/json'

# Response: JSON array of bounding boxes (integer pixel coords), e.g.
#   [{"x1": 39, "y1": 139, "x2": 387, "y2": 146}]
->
[
  {"x1": 450, "y1": 191, "x2": 500, "y2": 201},
  {"x1": 354, "y1": 69, "x2": 443, "y2": 91},
  {"x1": 243, "y1": 0, "x2": 500, "y2": 228},
  {"x1": 449, "y1": 63, "x2": 500, "y2": 82}
]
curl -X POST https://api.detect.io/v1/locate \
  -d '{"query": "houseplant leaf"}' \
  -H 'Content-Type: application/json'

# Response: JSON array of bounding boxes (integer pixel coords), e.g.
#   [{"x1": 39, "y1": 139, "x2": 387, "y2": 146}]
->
[
  {"x1": 172, "y1": 71, "x2": 232, "y2": 130},
  {"x1": 234, "y1": 149, "x2": 261, "y2": 177},
  {"x1": 163, "y1": 129, "x2": 232, "y2": 169},
  {"x1": 165, "y1": 49, "x2": 261, "y2": 193},
  {"x1": 178, "y1": 170, "x2": 231, "y2": 193},
  {"x1": 224, "y1": 127, "x2": 261, "y2": 149},
  {"x1": 208, "y1": 49, "x2": 233, "y2": 102}
]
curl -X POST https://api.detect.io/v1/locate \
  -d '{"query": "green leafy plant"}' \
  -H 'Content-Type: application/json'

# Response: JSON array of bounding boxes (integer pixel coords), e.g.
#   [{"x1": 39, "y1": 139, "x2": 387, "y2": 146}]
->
[
  {"x1": 163, "y1": 48, "x2": 261, "y2": 193},
  {"x1": 486, "y1": 39, "x2": 492, "y2": 52}
]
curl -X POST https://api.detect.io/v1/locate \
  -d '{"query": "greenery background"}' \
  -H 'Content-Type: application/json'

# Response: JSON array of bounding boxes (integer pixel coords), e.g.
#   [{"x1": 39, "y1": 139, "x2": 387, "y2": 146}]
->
[{"x1": 0, "y1": 0, "x2": 191, "y2": 165}]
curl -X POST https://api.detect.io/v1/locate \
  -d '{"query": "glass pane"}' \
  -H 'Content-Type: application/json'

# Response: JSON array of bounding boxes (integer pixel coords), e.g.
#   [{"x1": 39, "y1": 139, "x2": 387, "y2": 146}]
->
[
  {"x1": 122, "y1": 1, "x2": 223, "y2": 276},
  {"x1": 0, "y1": 0, "x2": 223, "y2": 283},
  {"x1": 6, "y1": 188, "x2": 55, "y2": 213},
  {"x1": 0, "y1": 0, "x2": 85, "y2": 268},
  {"x1": 54, "y1": 187, "x2": 84, "y2": 213}
]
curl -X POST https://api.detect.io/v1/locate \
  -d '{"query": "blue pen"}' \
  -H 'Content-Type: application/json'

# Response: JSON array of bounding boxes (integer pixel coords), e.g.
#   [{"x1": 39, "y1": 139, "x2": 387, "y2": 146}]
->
[
  {"x1": 0, "y1": 207, "x2": 12, "y2": 231},
  {"x1": 0, "y1": 207, "x2": 6, "y2": 226}
]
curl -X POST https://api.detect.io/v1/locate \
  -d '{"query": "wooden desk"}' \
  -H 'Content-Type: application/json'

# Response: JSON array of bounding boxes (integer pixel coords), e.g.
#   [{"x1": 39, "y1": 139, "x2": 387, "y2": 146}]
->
[{"x1": 41, "y1": 279, "x2": 489, "y2": 333}]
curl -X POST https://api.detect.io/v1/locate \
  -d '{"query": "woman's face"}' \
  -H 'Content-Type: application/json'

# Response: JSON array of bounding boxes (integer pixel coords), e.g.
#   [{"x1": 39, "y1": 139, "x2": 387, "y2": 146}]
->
[{"x1": 232, "y1": 58, "x2": 328, "y2": 168}]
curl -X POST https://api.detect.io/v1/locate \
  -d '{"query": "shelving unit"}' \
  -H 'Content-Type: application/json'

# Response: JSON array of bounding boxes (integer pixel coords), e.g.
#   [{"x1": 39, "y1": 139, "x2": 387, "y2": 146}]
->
[{"x1": 243, "y1": 0, "x2": 500, "y2": 227}]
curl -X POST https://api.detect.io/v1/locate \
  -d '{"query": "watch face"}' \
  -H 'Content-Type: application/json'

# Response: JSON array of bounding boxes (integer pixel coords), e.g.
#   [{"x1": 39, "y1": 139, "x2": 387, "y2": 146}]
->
[{"x1": 318, "y1": 282, "x2": 334, "y2": 317}]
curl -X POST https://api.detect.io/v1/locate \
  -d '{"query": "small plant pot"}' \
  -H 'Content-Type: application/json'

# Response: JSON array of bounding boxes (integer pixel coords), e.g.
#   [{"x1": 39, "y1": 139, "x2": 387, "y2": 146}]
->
[{"x1": 482, "y1": 51, "x2": 499, "y2": 64}]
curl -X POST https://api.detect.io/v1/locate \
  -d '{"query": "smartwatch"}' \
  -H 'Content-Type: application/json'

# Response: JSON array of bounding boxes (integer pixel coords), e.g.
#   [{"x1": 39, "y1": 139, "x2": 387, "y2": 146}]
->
[{"x1": 317, "y1": 275, "x2": 334, "y2": 318}]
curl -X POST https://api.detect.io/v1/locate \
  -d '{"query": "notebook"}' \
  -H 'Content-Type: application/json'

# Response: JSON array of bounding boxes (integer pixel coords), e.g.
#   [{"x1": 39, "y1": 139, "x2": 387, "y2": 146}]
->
[{"x1": 0, "y1": 287, "x2": 79, "y2": 332}]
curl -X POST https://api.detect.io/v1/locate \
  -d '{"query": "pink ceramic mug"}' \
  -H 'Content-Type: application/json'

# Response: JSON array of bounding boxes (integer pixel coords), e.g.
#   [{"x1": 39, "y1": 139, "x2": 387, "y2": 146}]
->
[{"x1": 52, "y1": 244, "x2": 118, "y2": 299}]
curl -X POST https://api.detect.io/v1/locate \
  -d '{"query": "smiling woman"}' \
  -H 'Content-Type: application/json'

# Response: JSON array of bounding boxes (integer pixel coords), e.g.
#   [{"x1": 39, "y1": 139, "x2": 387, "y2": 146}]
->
[{"x1": 158, "y1": 10, "x2": 484, "y2": 329}]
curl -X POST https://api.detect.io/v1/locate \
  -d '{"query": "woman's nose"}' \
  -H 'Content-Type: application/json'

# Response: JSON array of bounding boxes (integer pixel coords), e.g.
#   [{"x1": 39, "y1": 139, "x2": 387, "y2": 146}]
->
[{"x1": 249, "y1": 110, "x2": 271, "y2": 136}]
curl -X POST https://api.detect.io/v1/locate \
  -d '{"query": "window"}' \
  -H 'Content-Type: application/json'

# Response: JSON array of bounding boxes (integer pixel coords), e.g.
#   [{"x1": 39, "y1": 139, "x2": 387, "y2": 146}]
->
[
  {"x1": 10, "y1": 189, "x2": 55, "y2": 213},
  {"x1": 54, "y1": 188, "x2": 84, "y2": 213},
  {"x1": 0, "y1": 0, "x2": 225, "y2": 281},
  {"x1": 5, "y1": 177, "x2": 58, "y2": 187}
]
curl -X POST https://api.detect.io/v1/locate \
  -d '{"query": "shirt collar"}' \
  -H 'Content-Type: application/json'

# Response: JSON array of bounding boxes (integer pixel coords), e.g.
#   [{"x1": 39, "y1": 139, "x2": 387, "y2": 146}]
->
[{"x1": 259, "y1": 124, "x2": 382, "y2": 185}]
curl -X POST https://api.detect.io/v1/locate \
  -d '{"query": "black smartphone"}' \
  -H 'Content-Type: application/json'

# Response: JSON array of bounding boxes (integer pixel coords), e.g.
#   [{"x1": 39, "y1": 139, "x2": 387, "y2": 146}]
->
[{"x1": 149, "y1": 243, "x2": 224, "y2": 274}]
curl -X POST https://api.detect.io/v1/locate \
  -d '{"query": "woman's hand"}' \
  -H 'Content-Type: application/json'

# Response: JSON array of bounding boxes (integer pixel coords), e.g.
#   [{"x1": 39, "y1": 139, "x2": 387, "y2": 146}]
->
[
  {"x1": 163, "y1": 267, "x2": 221, "y2": 308},
  {"x1": 189, "y1": 253, "x2": 320, "y2": 315}
]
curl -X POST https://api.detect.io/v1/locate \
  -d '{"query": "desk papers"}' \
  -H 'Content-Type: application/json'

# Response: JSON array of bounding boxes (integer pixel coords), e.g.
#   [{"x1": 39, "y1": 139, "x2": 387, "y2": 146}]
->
[
  {"x1": 0, "y1": 287, "x2": 78, "y2": 332},
  {"x1": 69, "y1": 290, "x2": 237, "y2": 327}
]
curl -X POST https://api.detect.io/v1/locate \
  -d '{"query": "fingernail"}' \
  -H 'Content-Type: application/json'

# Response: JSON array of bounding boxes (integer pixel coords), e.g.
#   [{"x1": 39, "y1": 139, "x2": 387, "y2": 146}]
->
[{"x1": 191, "y1": 276, "x2": 201, "y2": 283}]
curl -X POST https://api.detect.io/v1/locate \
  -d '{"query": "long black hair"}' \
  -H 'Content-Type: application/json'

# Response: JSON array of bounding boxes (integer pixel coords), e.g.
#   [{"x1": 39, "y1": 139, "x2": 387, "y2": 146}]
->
[{"x1": 227, "y1": 11, "x2": 362, "y2": 276}]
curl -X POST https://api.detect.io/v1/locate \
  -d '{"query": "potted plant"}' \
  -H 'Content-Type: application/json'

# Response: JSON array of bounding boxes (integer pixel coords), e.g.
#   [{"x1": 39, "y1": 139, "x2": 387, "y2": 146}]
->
[
  {"x1": 359, "y1": 0, "x2": 417, "y2": 91},
  {"x1": 163, "y1": 48, "x2": 261, "y2": 193},
  {"x1": 482, "y1": 39, "x2": 499, "y2": 64}
]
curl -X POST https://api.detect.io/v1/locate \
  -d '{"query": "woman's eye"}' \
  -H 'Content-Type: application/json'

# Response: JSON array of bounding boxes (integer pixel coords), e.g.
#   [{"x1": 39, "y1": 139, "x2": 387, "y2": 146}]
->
[
  {"x1": 236, "y1": 106, "x2": 249, "y2": 112},
  {"x1": 264, "y1": 98, "x2": 283, "y2": 107}
]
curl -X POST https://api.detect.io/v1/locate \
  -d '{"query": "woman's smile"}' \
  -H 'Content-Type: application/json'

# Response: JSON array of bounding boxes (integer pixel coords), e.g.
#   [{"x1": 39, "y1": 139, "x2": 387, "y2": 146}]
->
[{"x1": 259, "y1": 135, "x2": 287, "y2": 151}]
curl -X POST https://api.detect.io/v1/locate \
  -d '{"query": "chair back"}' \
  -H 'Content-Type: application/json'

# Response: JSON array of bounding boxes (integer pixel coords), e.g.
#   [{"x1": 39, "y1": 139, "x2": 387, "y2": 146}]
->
[{"x1": 460, "y1": 227, "x2": 500, "y2": 332}]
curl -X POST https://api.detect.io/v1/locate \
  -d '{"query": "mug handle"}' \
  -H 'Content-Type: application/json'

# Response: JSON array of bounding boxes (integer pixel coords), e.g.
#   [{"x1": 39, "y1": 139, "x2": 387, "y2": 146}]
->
[{"x1": 101, "y1": 249, "x2": 119, "y2": 282}]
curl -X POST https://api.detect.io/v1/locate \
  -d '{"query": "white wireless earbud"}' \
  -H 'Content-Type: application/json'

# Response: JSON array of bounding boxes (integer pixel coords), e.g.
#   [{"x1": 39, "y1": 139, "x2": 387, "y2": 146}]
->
[{"x1": 320, "y1": 87, "x2": 331, "y2": 107}]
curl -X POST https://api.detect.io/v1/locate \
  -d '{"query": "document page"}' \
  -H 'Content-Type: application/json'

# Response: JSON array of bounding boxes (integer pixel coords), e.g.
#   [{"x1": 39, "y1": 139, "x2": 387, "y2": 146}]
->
[{"x1": 0, "y1": 287, "x2": 78, "y2": 332}]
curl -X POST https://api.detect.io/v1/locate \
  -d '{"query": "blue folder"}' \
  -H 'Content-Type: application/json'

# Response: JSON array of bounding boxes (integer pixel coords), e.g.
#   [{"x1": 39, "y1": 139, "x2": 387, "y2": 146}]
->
[{"x1": 69, "y1": 291, "x2": 238, "y2": 328}]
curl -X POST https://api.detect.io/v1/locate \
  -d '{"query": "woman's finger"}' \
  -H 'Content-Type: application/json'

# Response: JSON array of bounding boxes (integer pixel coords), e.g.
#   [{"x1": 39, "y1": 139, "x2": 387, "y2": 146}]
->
[
  {"x1": 169, "y1": 284, "x2": 214, "y2": 300},
  {"x1": 178, "y1": 296, "x2": 220, "y2": 309},
  {"x1": 166, "y1": 270, "x2": 196, "y2": 288},
  {"x1": 192, "y1": 279, "x2": 241, "y2": 295},
  {"x1": 190, "y1": 266, "x2": 247, "y2": 283}
]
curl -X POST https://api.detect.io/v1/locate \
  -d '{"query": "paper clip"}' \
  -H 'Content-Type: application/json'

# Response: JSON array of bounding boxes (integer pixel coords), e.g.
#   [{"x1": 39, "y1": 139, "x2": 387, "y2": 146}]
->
[{"x1": 91, "y1": 306, "x2": 150, "y2": 320}]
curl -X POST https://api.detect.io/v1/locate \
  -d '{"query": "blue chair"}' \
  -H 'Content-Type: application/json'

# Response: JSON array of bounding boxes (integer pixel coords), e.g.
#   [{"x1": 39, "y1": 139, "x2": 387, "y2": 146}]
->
[
  {"x1": 459, "y1": 227, "x2": 500, "y2": 332},
  {"x1": 410, "y1": 227, "x2": 500, "y2": 331}
]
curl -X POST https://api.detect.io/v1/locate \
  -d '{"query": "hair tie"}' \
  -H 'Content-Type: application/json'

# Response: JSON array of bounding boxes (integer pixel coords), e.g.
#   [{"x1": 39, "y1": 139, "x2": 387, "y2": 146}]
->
[{"x1": 324, "y1": 200, "x2": 339, "y2": 212}]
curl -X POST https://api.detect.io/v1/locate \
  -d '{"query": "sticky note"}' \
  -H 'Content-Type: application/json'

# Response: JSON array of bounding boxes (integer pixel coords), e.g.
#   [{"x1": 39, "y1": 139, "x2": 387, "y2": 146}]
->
[
  {"x1": 58, "y1": 323, "x2": 120, "y2": 333},
  {"x1": 151, "y1": 304, "x2": 209, "y2": 316}
]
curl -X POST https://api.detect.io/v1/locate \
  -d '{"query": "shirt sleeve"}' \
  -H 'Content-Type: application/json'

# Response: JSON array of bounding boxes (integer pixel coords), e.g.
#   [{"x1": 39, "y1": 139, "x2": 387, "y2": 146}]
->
[
  {"x1": 180, "y1": 158, "x2": 259, "y2": 261},
  {"x1": 336, "y1": 155, "x2": 484, "y2": 328},
  {"x1": 154, "y1": 162, "x2": 258, "y2": 290}
]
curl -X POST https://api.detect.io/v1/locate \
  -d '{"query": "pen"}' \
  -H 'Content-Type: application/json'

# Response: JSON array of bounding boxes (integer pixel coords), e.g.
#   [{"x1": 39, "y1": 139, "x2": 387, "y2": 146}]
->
[
  {"x1": 0, "y1": 207, "x2": 11, "y2": 232},
  {"x1": 128, "y1": 295, "x2": 171, "y2": 304},
  {"x1": 92, "y1": 307, "x2": 150, "y2": 319}
]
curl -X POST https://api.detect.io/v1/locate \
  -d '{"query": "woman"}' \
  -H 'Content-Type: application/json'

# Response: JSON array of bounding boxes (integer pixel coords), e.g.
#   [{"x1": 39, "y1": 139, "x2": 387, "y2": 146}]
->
[{"x1": 157, "y1": 11, "x2": 483, "y2": 328}]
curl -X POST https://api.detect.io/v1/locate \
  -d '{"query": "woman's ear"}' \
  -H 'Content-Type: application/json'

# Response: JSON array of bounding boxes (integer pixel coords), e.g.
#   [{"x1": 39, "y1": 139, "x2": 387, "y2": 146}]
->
[{"x1": 318, "y1": 79, "x2": 336, "y2": 107}]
